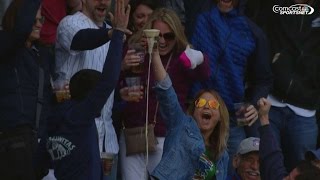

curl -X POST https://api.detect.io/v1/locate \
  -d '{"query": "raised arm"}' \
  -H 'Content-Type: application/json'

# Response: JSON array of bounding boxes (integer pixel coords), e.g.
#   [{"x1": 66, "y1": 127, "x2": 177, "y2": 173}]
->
[
  {"x1": 67, "y1": 0, "x2": 131, "y2": 125},
  {"x1": 152, "y1": 46, "x2": 187, "y2": 128},
  {"x1": 70, "y1": 28, "x2": 112, "y2": 50},
  {"x1": 257, "y1": 98, "x2": 288, "y2": 180}
]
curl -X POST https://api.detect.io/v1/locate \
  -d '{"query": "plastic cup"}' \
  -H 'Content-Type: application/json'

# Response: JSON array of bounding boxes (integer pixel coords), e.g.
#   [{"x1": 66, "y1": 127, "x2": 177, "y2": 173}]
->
[
  {"x1": 234, "y1": 102, "x2": 249, "y2": 126},
  {"x1": 53, "y1": 79, "x2": 70, "y2": 103},
  {"x1": 101, "y1": 152, "x2": 114, "y2": 175},
  {"x1": 125, "y1": 76, "x2": 141, "y2": 98},
  {"x1": 128, "y1": 43, "x2": 145, "y2": 73}
]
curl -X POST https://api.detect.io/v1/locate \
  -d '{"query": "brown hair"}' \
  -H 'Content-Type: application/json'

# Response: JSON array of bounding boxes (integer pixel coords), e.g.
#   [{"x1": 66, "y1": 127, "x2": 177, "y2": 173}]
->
[
  {"x1": 187, "y1": 89, "x2": 229, "y2": 161},
  {"x1": 129, "y1": 8, "x2": 189, "y2": 56}
]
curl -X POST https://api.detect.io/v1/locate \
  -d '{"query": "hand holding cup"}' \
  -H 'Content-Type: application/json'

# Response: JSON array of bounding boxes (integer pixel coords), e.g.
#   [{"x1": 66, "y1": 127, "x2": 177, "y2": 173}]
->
[{"x1": 234, "y1": 102, "x2": 258, "y2": 126}]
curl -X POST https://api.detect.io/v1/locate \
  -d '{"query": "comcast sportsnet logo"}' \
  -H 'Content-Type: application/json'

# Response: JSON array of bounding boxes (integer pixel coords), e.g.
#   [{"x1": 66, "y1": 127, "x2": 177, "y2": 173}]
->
[{"x1": 273, "y1": 4, "x2": 314, "y2": 15}]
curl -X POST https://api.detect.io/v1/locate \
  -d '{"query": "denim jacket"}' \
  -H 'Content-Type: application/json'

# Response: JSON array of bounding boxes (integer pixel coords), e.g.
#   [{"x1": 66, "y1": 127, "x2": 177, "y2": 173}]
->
[{"x1": 151, "y1": 75, "x2": 229, "y2": 180}]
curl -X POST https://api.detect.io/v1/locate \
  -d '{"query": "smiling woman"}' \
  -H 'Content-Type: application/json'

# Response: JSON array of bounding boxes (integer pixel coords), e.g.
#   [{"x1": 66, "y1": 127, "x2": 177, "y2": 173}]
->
[
  {"x1": 149, "y1": 36, "x2": 229, "y2": 179},
  {"x1": 26, "y1": 8, "x2": 44, "y2": 47},
  {"x1": 118, "y1": 7, "x2": 212, "y2": 180},
  {"x1": 0, "y1": 0, "x2": 53, "y2": 179}
]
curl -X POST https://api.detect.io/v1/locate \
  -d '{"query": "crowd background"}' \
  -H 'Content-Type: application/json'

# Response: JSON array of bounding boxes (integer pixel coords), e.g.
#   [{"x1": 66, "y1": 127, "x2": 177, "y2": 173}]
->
[{"x1": 0, "y1": 0, "x2": 320, "y2": 179}]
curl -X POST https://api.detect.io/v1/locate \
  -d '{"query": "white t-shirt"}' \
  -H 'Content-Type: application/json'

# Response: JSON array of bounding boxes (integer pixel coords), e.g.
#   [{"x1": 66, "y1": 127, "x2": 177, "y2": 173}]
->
[{"x1": 268, "y1": 94, "x2": 316, "y2": 117}]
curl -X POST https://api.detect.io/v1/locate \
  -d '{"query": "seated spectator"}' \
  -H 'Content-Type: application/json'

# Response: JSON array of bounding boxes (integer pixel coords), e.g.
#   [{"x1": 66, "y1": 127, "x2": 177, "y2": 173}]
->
[
  {"x1": 149, "y1": 40, "x2": 228, "y2": 180},
  {"x1": 227, "y1": 137, "x2": 260, "y2": 180},
  {"x1": 257, "y1": 98, "x2": 320, "y2": 180}
]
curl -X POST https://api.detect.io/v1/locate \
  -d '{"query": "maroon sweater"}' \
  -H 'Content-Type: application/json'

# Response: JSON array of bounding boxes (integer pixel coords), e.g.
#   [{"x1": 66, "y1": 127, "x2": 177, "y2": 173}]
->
[{"x1": 120, "y1": 52, "x2": 210, "y2": 136}]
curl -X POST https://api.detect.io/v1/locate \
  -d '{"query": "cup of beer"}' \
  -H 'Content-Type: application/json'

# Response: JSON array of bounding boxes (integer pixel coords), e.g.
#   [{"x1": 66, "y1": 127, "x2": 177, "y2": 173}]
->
[
  {"x1": 234, "y1": 102, "x2": 249, "y2": 126},
  {"x1": 53, "y1": 79, "x2": 70, "y2": 103},
  {"x1": 101, "y1": 152, "x2": 114, "y2": 175},
  {"x1": 125, "y1": 76, "x2": 142, "y2": 98},
  {"x1": 128, "y1": 43, "x2": 145, "y2": 73}
]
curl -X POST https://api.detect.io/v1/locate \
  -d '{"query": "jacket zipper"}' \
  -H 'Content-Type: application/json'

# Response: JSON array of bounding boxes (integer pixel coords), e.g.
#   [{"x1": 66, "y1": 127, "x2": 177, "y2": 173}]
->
[
  {"x1": 15, "y1": 68, "x2": 24, "y2": 113},
  {"x1": 300, "y1": 15, "x2": 304, "y2": 32},
  {"x1": 283, "y1": 79, "x2": 294, "y2": 103}
]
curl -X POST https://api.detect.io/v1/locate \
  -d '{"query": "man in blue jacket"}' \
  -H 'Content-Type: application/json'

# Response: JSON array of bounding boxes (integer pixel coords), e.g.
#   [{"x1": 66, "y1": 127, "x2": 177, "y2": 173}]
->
[
  {"x1": 38, "y1": 0, "x2": 130, "y2": 179},
  {"x1": 190, "y1": 0, "x2": 273, "y2": 174}
]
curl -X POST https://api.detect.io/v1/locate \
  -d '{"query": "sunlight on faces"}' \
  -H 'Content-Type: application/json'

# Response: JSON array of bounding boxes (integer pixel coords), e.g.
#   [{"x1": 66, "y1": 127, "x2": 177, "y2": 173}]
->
[
  {"x1": 193, "y1": 92, "x2": 220, "y2": 135},
  {"x1": 152, "y1": 20, "x2": 176, "y2": 56},
  {"x1": 133, "y1": 4, "x2": 153, "y2": 31},
  {"x1": 234, "y1": 152, "x2": 260, "y2": 180},
  {"x1": 28, "y1": 8, "x2": 43, "y2": 42},
  {"x1": 83, "y1": 0, "x2": 111, "y2": 25}
]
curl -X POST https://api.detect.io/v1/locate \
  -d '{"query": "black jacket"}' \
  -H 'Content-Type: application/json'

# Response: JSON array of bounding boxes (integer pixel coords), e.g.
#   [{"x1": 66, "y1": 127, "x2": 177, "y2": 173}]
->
[
  {"x1": 0, "y1": 0, "x2": 52, "y2": 131},
  {"x1": 265, "y1": 0, "x2": 320, "y2": 109}
]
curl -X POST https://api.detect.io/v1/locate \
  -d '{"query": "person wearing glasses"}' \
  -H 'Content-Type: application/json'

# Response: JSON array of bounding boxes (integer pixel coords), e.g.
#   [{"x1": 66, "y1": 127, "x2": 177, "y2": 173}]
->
[
  {"x1": 0, "y1": 0, "x2": 52, "y2": 179},
  {"x1": 118, "y1": 8, "x2": 210, "y2": 180},
  {"x1": 148, "y1": 39, "x2": 229, "y2": 180},
  {"x1": 189, "y1": 0, "x2": 273, "y2": 175}
]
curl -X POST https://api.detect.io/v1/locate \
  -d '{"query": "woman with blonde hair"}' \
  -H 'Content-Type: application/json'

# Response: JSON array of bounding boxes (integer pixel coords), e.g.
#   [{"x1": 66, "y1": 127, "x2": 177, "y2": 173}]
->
[
  {"x1": 149, "y1": 42, "x2": 229, "y2": 180},
  {"x1": 187, "y1": 89, "x2": 229, "y2": 163},
  {"x1": 119, "y1": 8, "x2": 210, "y2": 180}
]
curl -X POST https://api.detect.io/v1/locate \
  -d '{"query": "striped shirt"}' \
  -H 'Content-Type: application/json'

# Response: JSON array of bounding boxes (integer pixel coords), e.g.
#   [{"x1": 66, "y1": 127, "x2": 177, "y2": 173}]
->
[{"x1": 55, "y1": 12, "x2": 119, "y2": 154}]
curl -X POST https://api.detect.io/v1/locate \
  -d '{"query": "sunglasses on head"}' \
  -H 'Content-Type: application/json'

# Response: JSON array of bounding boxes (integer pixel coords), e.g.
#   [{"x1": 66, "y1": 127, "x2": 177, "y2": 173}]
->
[
  {"x1": 158, "y1": 32, "x2": 175, "y2": 41},
  {"x1": 195, "y1": 98, "x2": 220, "y2": 109}
]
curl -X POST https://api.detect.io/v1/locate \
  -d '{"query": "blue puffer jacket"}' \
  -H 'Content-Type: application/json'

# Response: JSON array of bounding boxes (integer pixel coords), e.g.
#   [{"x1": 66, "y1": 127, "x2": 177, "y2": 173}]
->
[
  {"x1": 190, "y1": 0, "x2": 272, "y2": 116},
  {"x1": 0, "y1": 0, "x2": 52, "y2": 132}
]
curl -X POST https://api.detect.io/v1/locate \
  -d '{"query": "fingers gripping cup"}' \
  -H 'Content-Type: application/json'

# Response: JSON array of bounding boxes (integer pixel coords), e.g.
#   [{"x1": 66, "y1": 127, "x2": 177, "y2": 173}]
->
[
  {"x1": 234, "y1": 102, "x2": 249, "y2": 126},
  {"x1": 53, "y1": 79, "x2": 70, "y2": 103},
  {"x1": 129, "y1": 43, "x2": 145, "y2": 73},
  {"x1": 125, "y1": 76, "x2": 141, "y2": 98},
  {"x1": 101, "y1": 152, "x2": 114, "y2": 175}
]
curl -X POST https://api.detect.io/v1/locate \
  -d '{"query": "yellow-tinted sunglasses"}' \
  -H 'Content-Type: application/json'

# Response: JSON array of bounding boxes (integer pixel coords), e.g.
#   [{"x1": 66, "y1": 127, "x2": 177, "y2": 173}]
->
[{"x1": 195, "y1": 98, "x2": 220, "y2": 109}]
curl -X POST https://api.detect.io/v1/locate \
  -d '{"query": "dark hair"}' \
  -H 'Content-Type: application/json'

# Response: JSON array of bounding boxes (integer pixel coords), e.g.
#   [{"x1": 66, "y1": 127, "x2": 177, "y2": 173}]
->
[
  {"x1": 2, "y1": 0, "x2": 24, "y2": 31},
  {"x1": 69, "y1": 69, "x2": 101, "y2": 101},
  {"x1": 128, "y1": 0, "x2": 162, "y2": 32},
  {"x1": 295, "y1": 160, "x2": 320, "y2": 180}
]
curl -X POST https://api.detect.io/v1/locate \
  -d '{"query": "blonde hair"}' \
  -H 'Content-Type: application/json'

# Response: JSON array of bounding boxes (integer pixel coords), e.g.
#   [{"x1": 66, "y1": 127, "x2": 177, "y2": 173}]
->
[
  {"x1": 187, "y1": 89, "x2": 229, "y2": 161},
  {"x1": 129, "y1": 8, "x2": 189, "y2": 56}
]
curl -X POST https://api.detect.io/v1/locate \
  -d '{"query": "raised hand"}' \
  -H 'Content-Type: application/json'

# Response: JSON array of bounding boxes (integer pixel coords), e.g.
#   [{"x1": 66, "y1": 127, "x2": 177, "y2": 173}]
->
[
  {"x1": 257, "y1": 98, "x2": 271, "y2": 125},
  {"x1": 109, "y1": 0, "x2": 131, "y2": 34}
]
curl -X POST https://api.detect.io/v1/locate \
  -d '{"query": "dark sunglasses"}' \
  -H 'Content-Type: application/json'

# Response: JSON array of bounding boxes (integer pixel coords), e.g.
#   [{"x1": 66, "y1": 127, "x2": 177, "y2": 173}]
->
[
  {"x1": 34, "y1": 16, "x2": 45, "y2": 24},
  {"x1": 158, "y1": 32, "x2": 175, "y2": 41}
]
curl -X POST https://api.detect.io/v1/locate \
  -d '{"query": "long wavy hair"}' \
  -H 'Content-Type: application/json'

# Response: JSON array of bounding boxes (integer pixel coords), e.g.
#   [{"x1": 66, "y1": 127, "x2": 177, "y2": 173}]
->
[
  {"x1": 129, "y1": 8, "x2": 189, "y2": 56},
  {"x1": 187, "y1": 89, "x2": 229, "y2": 161}
]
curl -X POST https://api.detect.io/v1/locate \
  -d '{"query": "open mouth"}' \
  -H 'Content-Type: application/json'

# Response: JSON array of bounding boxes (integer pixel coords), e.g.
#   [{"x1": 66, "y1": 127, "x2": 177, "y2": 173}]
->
[
  {"x1": 201, "y1": 112, "x2": 212, "y2": 120},
  {"x1": 96, "y1": 7, "x2": 106, "y2": 15}
]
